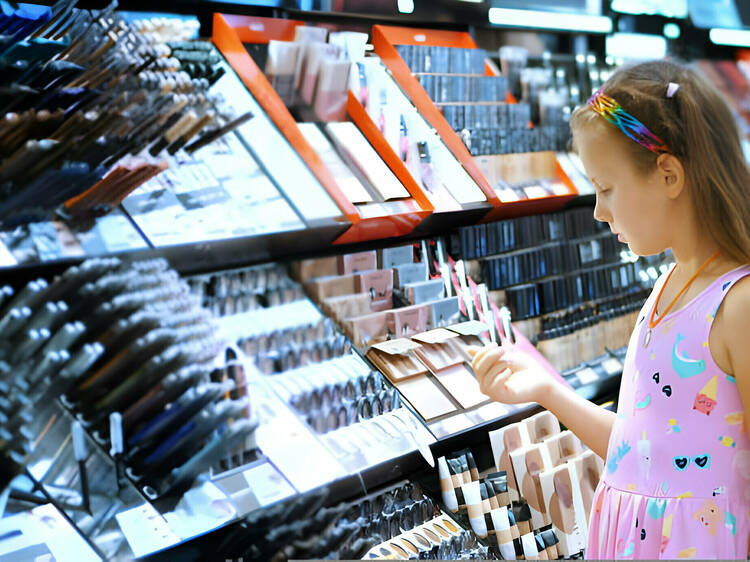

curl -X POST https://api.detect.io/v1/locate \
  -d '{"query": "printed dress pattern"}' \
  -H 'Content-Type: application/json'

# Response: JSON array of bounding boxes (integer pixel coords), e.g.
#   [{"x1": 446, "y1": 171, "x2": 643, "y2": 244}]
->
[{"x1": 587, "y1": 266, "x2": 750, "y2": 560}]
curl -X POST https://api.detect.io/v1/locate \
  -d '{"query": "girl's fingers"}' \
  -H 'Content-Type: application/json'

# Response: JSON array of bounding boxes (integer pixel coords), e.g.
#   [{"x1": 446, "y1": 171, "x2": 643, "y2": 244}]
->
[
  {"x1": 468, "y1": 342, "x2": 496, "y2": 363},
  {"x1": 480, "y1": 366, "x2": 513, "y2": 397},
  {"x1": 472, "y1": 345, "x2": 506, "y2": 377},
  {"x1": 477, "y1": 359, "x2": 511, "y2": 389}
]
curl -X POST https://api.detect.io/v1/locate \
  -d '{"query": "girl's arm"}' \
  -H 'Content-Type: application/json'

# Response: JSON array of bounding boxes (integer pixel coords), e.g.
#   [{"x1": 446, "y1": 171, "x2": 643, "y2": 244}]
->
[
  {"x1": 714, "y1": 277, "x2": 750, "y2": 436},
  {"x1": 471, "y1": 343, "x2": 616, "y2": 459}
]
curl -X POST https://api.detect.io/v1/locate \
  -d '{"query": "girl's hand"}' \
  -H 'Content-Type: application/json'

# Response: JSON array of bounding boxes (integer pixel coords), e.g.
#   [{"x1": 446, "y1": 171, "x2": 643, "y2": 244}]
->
[{"x1": 469, "y1": 342, "x2": 553, "y2": 406}]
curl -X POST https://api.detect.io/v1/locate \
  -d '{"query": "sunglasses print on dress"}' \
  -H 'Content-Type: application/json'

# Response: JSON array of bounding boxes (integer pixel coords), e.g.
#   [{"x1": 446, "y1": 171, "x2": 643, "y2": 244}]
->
[{"x1": 673, "y1": 454, "x2": 710, "y2": 471}]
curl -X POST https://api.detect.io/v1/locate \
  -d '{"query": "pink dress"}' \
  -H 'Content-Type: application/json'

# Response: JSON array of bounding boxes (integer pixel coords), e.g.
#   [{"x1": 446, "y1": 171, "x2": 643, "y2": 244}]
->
[{"x1": 587, "y1": 265, "x2": 750, "y2": 560}]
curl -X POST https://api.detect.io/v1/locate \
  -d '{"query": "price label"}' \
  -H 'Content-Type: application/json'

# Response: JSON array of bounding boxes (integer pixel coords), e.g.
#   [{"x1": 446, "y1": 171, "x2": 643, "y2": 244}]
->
[
  {"x1": 576, "y1": 367, "x2": 599, "y2": 385},
  {"x1": 602, "y1": 358, "x2": 622, "y2": 376}
]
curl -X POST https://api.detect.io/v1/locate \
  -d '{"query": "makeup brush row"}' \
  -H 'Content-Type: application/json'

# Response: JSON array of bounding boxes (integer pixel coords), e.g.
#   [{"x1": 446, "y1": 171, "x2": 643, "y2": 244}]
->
[
  {"x1": 0, "y1": 2, "x2": 242, "y2": 226},
  {"x1": 0, "y1": 257, "x2": 258, "y2": 500}
]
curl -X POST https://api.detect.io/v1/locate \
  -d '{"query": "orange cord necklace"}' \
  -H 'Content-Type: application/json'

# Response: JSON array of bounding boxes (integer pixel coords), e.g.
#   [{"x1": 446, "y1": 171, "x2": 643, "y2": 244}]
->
[{"x1": 644, "y1": 250, "x2": 721, "y2": 347}]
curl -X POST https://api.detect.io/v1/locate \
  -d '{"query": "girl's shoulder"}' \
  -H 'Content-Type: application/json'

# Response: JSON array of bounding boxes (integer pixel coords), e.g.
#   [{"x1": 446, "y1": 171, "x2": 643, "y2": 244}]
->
[{"x1": 708, "y1": 264, "x2": 750, "y2": 375}]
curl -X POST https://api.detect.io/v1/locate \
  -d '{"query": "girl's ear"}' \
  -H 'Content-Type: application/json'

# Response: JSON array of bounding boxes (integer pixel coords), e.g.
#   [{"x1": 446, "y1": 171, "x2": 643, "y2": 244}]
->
[{"x1": 656, "y1": 153, "x2": 686, "y2": 199}]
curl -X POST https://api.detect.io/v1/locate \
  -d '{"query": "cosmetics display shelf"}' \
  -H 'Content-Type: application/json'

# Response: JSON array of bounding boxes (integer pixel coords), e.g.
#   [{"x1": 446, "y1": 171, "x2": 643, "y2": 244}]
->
[
  {"x1": 371, "y1": 24, "x2": 579, "y2": 223},
  {"x1": 212, "y1": 13, "x2": 435, "y2": 245},
  {"x1": 10, "y1": 399, "x2": 152, "y2": 561},
  {"x1": 0, "y1": 6, "x2": 600, "y2": 282},
  {"x1": 0, "y1": 31, "x2": 354, "y2": 277},
  {"x1": 0, "y1": 257, "x2": 627, "y2": 562},
  {"x1": 0, "y1": 210, "x2": 351, "y2": 281}
]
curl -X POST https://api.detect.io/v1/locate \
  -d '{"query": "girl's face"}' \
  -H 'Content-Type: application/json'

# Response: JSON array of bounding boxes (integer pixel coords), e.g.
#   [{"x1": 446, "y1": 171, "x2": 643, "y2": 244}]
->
[{"x1": 576, "y1": 125, "x2": 673, "y2": 256}]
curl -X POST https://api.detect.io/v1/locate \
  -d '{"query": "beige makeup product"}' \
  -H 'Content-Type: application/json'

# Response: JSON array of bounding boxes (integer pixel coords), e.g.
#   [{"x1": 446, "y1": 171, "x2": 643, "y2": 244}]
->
[
  {"x1": 411, "y1": 329, "x2": 460, "y2": 365},
  {"x1": 558, "y1": 431, "x2": 583, "y2": 461},
  {"x1": 541, "y1": 529, "x2": 560, "y2": 559},
  {"x1": 409, "y1": 530, "x2": 433, "y2": 552},
  {"x1": 399, "y1": 536, "x2": 420, "y2": 556},
  {"x1": 355, "y1": 269, "x2": 394, "y2": 312},
  {"x1": 290, "y1": 256, "x2": 338, "y2": 281},
  {"x1": 432, "y1": 521, "x2": 452, "y2": 539},
  {"x1": 573, "y1": 449, "x2": 603, "y2": 524},
  {"x1": 462, "y1": 481, "x2": 488, "y2": 538},
  {"x1": 305, "y1": 273, "x2": 358, "y2": 302},
  {"x1": 540, "y1": 463, "x2": 587, "y2": 557},
  {"x1": 491, "y1": 506, "x2": 514, "y2": 554},
  {"x1": 486, "y1": 481, "x2": 500, "y2": 510},
  {"x1": 454, "y1": 454, "x2": 471, "y2": 484},
  {"x1": 521, "y1": 532, "x2": 539, "y2": 560},
  {"x1": 489, "y1": 422, "x2": 531, "y2": 502},
  {"x1": 525, "y1": 410, "x2": 561, "y2": 443},
  {"x1": 432, "y1": 363, "x2": 488, "y2": 408},
  {"x1": 440, "y1": 517, "x2": 461, "y2": 535},
  {"x1": 395, "y1": 375, "x2": 456, "y2": 421},
  {"x1": 486, "y1": 472, "x2": 510, "y2": 507},
  {"x1": 480, "y1": 481, "x2": 495, "y2": 535},
  {"x1": 507, "y1": 508, "x2": 520, "y2": 540},
  {"x1": 367, "y1": 339, "x2": 426, "y2": 382},
  {"x1": 343, "y1": 310, "x2": 389, "y2": 348},
  {"x1": 388, "y1": 542, "x2": 409, "y2": 558},
  {"x1": 542, "y1": 430, "x2": 583, "y2": 467},
  {"x1": 511, "y1": 444, "x2": 553, "y2": 528},
  {"x1": 447, "y1": 457, "x2": 464, "y2": 502},
  {"x1": 465, "y1": 450, "x2": 480, "y2": 481},
  {"x1": 321, "y1": 292, "x2": 372, "y2": 320},
  {"x1": 422, "y1": 527, "x2": 441, "y2": 545},
  {"x1": 535, "y1": 533, "x2": 549, "y2": 560},
  {"x1": 412, "y1": 341, "x2": 460, "y2": 372},
  {"x1": 438, "y1": 456, "x2": 459, "y2": 512},
  {"x1": 300, "y1": 42, "x2": 341, "y2": 104},
  {"x1": 312, "y1": 58, "x2": 351, "y2": 121},
  {"x1": 512, "y1": 503, "x2": 533, "y2": 536},
  {"x1": 387, "y1": 304, "x2": 430, "y2": 339},
  {"x1": 338, "y1": 251, "x2": 377, "y2": 275}
]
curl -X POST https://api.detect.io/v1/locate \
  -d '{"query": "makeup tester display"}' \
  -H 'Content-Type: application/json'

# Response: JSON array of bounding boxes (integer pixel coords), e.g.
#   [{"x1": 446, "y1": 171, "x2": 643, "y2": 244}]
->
[
  {"x1": 0, "y1": 257, "x2": 261, "y2": 506},
  {"x1": 0, "y1": 2, "x2": 235, "y2": 228}
]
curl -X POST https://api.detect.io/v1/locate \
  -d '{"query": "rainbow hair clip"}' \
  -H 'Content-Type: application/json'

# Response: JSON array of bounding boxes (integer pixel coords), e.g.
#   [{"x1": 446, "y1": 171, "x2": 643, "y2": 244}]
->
[{"x1": 587, "y1": 88, "x2": 670, "y2": 155}]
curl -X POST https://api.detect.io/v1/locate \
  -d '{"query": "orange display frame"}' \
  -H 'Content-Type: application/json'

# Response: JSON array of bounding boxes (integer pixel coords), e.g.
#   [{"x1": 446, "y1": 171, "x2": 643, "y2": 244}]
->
[
  {"x1": 371, "y1": 24, "x2": 578, "y2": 222},
  {"x1": 212, "y1": 13, "x2": 432, "y2": 244}
]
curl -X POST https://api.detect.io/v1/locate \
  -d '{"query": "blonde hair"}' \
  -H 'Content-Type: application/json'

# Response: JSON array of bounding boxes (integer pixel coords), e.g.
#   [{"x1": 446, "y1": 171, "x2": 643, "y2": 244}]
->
[{"x1": 571, "y1": 60, "x2": 750, "y2": 264}]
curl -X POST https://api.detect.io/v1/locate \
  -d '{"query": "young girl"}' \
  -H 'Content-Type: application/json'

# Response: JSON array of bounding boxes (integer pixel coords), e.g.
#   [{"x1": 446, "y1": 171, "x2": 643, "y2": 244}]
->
[{"x1": 471, "y1": 60, "x2": 750, "y2": 559}]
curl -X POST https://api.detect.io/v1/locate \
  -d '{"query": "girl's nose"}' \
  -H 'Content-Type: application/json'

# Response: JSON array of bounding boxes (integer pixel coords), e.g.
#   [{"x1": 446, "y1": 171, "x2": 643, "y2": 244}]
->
[{"x1": 593, "y1": 195, "x2": 611, "y2": 223}]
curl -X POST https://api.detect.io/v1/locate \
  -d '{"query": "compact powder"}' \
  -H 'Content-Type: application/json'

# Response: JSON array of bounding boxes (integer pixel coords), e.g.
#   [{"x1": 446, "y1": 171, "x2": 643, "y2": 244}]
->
[
  {"x1": 432, "y1": 363, "x2": 488, "y2": 408},
  {"x1": 442, "y1": 518, "x2": 460, "y2": 533},
  {"x1": 389, "y1": 543, "x2": 408, "y2": 557},
  {"x1": 412, "y1": 532, "x2": 431, "y2": 549},
  {"x1": 400, "y1": 538, "x2": 419, "y2": 554},
  {"x1": 424, "y1": 528, "x2": 441, "y2": 543},
  {"x1": 394, "y1": 376, "x2": 455, "y2": 420},
  {"x1": 433, "y1": 523, "x2": 450, "y2": 538}
]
